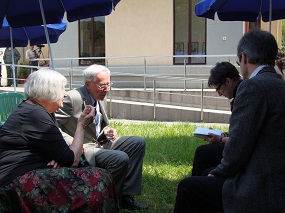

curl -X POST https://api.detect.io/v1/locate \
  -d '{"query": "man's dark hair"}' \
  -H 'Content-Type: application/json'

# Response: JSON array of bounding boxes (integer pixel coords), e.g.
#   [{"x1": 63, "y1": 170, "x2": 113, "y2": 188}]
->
[
  {"x1": 208, "y1": 61, "x2": 241, "y2": 88},
  {"x1": 237, "y1": 29, "x2": 278, "y2": 66}
]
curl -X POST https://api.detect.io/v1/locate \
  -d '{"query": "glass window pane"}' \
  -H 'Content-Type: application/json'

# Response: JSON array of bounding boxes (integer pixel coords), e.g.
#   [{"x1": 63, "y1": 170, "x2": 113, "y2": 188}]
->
[
  {"x1": 190, "y1": 0, "x2": 206, "y2": 64},
  {"x1": 93, "y1": 17, "x2": 105, "y2": 64},
  {"x1": 174, "y1": 0, "x2": 189, "y2": 64},
  {"x1": 174, "y1": 0, "x2": 206, "y2": 64},
  {"x1": 79, "y1": 17, "x2": 105, "y2": 65},
  {"x1": 79, "y1": 18, "x2": 92, "y2": 65}
]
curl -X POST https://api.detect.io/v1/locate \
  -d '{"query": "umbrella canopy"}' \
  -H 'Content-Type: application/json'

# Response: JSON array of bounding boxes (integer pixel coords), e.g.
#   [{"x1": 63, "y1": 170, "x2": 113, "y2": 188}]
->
[
  {"x1": 0, "y1": 18, "x2": 67, "y2": 47},
  {"x1": 0, "y1": 18, "x2": 66, "y2": 92},
  {"x1": 0, "y1": 0, "x2": 121, "y2": 28},
  {"x1": 0, "y1": 0, "x2": 121, "y2": 70},
  {"x1": 195, "y1": 0, "x2": 285, "y2": 22}
]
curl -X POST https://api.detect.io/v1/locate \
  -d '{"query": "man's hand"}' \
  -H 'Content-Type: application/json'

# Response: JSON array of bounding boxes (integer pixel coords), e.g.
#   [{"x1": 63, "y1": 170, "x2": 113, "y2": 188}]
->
[
  {"x1": 104, "y1": 127, "x2": 117, "y2": 141},
  {"x1": 204, "y1": 133, "x2": 221, "y2": 144}
]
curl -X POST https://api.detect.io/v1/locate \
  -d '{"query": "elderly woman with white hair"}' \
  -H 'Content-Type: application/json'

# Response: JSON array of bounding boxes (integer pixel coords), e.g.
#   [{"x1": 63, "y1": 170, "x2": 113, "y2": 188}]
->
[{"x1": 0, "y1": 69, "x2": 119, "y2": 212}]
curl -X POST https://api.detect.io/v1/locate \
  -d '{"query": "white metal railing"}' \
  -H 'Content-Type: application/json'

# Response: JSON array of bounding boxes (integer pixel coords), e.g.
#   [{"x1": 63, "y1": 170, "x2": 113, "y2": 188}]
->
[{"x1": 2, "y1": 54, "x2": 234, "y2": 121}]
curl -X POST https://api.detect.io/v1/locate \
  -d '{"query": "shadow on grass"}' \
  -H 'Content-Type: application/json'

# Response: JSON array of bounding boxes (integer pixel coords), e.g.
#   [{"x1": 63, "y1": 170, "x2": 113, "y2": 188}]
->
[
  {"x1": 134, "y1": 136, "x2": 205, "y2": 213},
  {"x1": 111, "y1": 121, "x2": 228, "y2": 212}
]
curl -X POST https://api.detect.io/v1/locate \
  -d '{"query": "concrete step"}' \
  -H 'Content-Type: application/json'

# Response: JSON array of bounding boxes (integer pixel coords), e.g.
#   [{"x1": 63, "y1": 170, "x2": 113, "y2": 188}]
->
[
  {"x1": 107, "y1": 99, "x2": 230, "y2": 123},
  {"x1": 1, "y1": 86, "x2": 231, "y2": 123},
  {"x1": 109, "y1": 88, "x2": 231, "y2": 111}
]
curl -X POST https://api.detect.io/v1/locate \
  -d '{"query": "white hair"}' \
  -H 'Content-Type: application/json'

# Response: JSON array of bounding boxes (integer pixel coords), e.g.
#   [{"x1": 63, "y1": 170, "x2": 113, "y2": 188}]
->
[
  {"x1": 24, "y1": 69, "x2": 67, "y2": 102},
  {"x1": 83, "y1": 64, "x2": 111, "y2": 82}
]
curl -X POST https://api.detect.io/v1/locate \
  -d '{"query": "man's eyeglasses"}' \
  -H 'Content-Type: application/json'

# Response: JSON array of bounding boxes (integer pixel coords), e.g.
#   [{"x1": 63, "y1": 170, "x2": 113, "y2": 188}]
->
[
  {"x1": 236, "y1": 59, "x2": 240, "y2": 66},
  {"x1": 96, "y1": 82, "x2": 113, "y2": 90},
  {"x1": 236, "y1": 53, "x2": 242, "y2": 66},
  {"x1": 215, "y1": 83, "x2": 223, "y2": 92}
]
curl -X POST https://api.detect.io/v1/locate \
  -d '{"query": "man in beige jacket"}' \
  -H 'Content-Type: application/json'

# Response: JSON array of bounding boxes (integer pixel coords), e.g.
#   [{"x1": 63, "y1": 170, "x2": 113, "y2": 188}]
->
[{"x1": 56, "y1": 64, "x2": 147, "y2": 211}]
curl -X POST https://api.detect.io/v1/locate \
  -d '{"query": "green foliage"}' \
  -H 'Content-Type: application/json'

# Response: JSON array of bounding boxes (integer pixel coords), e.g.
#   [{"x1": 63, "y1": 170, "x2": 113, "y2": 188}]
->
[
  {"x1": 18, "y1": 62, "x2": 29, "y2": 77},
  {"x1": 110, "y1": 120, "x2": 228, "y2": 212},
  {"x1": 281, "y1": 20, "x2": 285, "y2": 52}
]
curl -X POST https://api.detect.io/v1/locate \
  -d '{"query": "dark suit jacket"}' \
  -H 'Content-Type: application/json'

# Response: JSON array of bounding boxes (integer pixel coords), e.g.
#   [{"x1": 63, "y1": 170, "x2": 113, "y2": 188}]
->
[{"x1": 211, "y1": 66, "x2": 285, "y2": 212}]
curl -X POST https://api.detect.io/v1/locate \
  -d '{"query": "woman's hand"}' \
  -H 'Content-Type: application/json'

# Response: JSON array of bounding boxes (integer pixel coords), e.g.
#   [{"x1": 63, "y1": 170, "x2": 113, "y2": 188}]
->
[
  {"x1": 78, "y1": 105, "x2": 95, "y2": 129},
  {"x1": 47, "y1": 160, "x2": 61, "y2": 168}
]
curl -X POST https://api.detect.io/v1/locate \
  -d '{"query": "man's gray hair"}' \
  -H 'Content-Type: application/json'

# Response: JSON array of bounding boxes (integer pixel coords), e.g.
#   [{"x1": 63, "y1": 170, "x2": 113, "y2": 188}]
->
[
  {"x1": 24, "y1": 68, "x2": 67, "y2": 102},
  {"x1": 83, "y1": 64, "x2": 111, "y2": 82},
  {"x1": 237, "y1": 29, "x2": 277, "y2": 66}
]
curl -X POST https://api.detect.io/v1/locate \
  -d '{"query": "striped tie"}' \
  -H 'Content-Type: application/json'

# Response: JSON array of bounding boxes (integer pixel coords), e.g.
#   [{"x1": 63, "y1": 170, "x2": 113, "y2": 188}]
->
[{"x1": 94, "y1": 101, "x2": 101, "y2": 136}]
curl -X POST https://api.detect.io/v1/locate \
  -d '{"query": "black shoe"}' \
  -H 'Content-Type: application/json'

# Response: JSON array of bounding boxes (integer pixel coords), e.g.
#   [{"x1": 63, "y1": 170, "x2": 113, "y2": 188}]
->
[{"x1": 122, "y1": 196, "x2": 148, "y2": 210}]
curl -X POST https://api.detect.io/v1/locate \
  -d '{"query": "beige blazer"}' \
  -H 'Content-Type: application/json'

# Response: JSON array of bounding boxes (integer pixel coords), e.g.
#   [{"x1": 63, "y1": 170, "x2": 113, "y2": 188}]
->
[{"x1": 56, "y1": 86, "x2": 109, "y2": 166}]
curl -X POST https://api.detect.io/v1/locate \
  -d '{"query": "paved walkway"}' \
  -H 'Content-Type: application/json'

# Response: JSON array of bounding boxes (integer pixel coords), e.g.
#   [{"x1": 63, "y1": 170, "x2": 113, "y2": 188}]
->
[{"x1": 0, "y1": 85, "x2": 24, "y2": 93}]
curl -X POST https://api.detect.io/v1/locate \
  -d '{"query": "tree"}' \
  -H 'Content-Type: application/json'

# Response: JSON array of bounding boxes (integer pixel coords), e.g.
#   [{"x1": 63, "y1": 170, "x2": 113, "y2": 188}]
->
[{"x1": 281, "y1": 20, "x2": 285, "y2": 52}]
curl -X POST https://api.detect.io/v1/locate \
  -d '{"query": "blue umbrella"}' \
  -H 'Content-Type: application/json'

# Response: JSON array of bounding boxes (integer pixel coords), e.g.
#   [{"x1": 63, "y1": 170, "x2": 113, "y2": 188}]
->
[
  {"x1": 0, "y1": 0, "x2": 121, "y2": 28},
  {"x1": 0, "y1": 18, "x2": 67, "y2": 47},
  {"x1": 0, "y1": 0, "x2": 121, "y2": 70},
  {"x1": 0, "y1": 18, "x2": 66, "y2": 91},
  {"x1": 195, "y1": 0, "x2": 285, "y2": 32}
]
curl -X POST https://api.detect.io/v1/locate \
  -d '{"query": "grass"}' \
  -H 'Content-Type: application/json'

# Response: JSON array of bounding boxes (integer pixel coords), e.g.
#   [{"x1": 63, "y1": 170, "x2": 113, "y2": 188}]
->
[{"x1": 110, "y1": 120, "x2": 229, "y2": 213}]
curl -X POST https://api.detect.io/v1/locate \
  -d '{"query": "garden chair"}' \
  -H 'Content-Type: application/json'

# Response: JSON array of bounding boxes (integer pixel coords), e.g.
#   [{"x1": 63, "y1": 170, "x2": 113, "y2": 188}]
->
[
  {"x1": 0, "y1": 92, "x2": 25, "y2": 212},
  {"x1": 0, "y1": 92, "x2": 25, "y2": 127}
]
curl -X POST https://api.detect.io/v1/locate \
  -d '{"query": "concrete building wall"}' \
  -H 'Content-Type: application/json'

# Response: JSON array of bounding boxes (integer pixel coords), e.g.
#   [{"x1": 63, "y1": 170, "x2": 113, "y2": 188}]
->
[
  {"x1": 261, "y1": 21, "x2": 282, "y2": 46},
  {"x1": 50, "y1": 18, "x2": 79, "y2": 68},
  {"x1": 106, "y1": 0, "x2": 174, "y2": 66},
  {"x1": 20, "y1": 3, "x2": 282, "y2": 70},
  {"x1": 206, "y1": 17, "x2": 244, "y2": 64}
]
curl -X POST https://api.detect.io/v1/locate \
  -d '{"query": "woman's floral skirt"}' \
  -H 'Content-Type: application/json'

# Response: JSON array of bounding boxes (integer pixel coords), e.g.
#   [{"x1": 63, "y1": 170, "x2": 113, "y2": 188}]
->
[{"x1": 0, "y1": 167, "x2": 119, "y2": 213}]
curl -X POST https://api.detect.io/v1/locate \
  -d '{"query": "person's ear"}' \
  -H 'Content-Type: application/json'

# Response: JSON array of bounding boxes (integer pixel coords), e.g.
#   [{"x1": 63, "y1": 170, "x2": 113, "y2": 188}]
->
[
  {"x1": 225, "y1": 78, "x2": 232, "y2": 87},
  {"x1": 242, "y1": 52, "x2": 247, "y2": 64}
]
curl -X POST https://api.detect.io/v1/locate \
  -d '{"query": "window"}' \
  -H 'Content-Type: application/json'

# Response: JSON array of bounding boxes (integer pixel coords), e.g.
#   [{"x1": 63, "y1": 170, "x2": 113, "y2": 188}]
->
[
  {"x1": 79, "y1": 17, "x2": 106, "y2": 65},
  {"x1": 245, "y1": 14, "x2": 261, "y2": 33},
  {"x1": 174, "y1": 0, "x2": 206, "y2": 64}
]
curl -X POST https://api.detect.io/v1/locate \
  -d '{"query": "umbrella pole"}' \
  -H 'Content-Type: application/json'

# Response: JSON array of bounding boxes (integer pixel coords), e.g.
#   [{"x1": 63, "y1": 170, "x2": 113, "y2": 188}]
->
[
  {"x1": 9, "y1": 27, "x2": 16, "y2": 92},
  {"x1": 39, "y1": 0, "x2": 55, "y2": 70},
  {"x1": 269, "y1": 0, "x2": 272, "y2": 32}
]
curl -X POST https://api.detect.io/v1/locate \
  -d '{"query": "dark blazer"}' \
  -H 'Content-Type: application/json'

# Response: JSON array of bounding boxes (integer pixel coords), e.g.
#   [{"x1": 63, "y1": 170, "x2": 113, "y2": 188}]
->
[{"x1": 211, "y1": 66, "x2": 285, "y2": 212}]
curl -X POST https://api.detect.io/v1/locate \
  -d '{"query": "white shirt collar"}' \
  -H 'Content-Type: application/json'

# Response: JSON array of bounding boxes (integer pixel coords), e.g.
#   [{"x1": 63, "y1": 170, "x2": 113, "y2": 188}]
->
[{"x1": 249, "y1": 65, "x2": 267, "y2": 79}]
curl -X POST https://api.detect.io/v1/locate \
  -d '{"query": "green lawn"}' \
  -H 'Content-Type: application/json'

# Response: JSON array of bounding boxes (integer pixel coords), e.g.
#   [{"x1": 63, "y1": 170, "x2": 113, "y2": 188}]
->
[{"x1": 110, "y1": 120, "x2": 229, "y2": 213}]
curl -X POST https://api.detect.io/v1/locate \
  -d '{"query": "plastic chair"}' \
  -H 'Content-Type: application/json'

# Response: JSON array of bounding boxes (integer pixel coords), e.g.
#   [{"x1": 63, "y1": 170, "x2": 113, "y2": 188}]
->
[
  {"x1": 0, "y1": 92, "x2": 25, "y2": 127},
  {"x1": 0, "y1": 92, "x2": 25, "y2": 211}
]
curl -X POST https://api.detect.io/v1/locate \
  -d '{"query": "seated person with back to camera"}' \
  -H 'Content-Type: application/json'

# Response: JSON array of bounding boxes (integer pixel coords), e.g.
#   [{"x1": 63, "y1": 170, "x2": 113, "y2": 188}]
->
[
  {"x1": 174, "y1": 29, "x2": 285, "y2": 213},
  {"x1": 192, "y1": 49, "x2": 285, "y2": 177}
]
